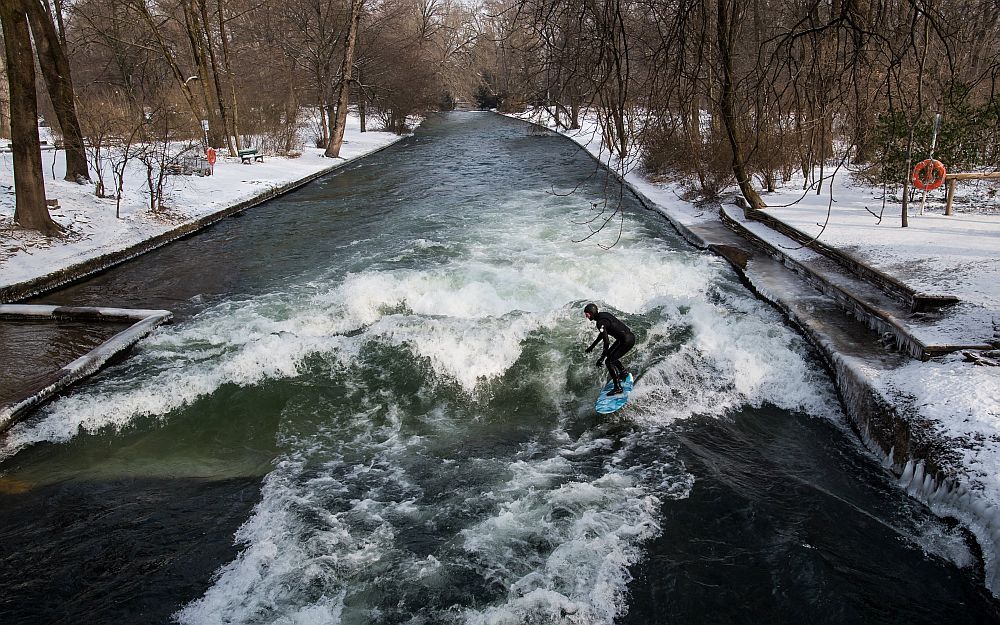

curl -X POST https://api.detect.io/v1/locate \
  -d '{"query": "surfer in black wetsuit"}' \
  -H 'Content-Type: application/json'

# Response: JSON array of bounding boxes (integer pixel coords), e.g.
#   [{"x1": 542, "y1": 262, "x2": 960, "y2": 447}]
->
[{"x1": 583, "y1": 303, "x2": 635, "y2": 396}]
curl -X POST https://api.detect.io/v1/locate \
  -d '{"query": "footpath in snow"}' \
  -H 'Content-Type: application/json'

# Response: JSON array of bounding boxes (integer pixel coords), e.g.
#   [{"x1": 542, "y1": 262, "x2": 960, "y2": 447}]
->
[
  {"x1": 0, "y1": 115, "x2": 405, "y2": 299},
  {"x1": 511, "y1": 108, "x2": 1000, "y2": 595}
]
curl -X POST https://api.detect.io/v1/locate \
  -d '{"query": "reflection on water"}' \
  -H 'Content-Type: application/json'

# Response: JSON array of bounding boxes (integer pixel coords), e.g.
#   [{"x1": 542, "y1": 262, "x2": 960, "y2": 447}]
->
[{"x1": 0, "y1": 320, "x2": 127, "y2": 405}]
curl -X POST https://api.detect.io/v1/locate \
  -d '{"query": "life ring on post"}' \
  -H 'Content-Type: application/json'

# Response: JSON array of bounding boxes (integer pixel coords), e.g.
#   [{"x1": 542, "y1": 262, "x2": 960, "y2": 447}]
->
[
  {"x1": 912, "y1": 158, "x2": 946, "y2": 191},
  {"x1": 205, "y1": 147, "x2": 217, "y2": 175}
]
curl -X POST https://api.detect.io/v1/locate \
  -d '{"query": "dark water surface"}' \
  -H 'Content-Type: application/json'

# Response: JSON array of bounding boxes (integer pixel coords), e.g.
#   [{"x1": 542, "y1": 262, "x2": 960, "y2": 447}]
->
[
  {"x1": 1, "y1": 113, "x2": 997, "y2": 624},
  {"x1": 0, "y1": 320, "x2": 127, "y2": 405}
]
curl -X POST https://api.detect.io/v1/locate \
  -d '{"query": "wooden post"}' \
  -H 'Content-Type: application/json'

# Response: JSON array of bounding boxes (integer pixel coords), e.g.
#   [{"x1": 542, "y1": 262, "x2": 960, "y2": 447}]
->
[
  {"x1": 919, "y1": 113, "x2": 942, "y2": 216},
  {"x1": 940, "y1": 172, "x2": 1000, "y2": 216},
  {"x1": 945, "y1": 178, "x2": 956, "y2": 216}
]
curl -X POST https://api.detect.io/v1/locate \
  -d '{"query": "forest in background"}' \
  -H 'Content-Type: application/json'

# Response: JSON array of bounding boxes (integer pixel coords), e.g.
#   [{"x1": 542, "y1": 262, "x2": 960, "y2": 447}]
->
[{"x1": 2, "y1": 0, "x2": 1000, "y2": 232}]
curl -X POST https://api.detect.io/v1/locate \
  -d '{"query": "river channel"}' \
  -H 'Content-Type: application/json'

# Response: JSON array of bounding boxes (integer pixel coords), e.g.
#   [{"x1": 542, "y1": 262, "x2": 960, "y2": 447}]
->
[{"x1": 1, "y1": 112, "x2": 997, "y2": 624}]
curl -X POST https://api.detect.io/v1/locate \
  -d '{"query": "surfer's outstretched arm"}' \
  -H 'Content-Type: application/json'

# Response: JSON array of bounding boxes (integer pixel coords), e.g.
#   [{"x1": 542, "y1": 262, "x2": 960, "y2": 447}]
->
[
  {"x1": 586, "y1": 328, "x2": 610, "y2": 364},
  {"x1": 585, "y1": 333, "x2": 604, "y2": 354}
]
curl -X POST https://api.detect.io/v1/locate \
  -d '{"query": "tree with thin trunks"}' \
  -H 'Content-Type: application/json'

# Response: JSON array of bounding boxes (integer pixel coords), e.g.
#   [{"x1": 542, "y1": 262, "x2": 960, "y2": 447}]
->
[
  {"x1": 25, "y1": 0, "x2": 90, "y2": 183},
  {"x1": 1, "y1": 0, "x2": 61, "y2": 235}
]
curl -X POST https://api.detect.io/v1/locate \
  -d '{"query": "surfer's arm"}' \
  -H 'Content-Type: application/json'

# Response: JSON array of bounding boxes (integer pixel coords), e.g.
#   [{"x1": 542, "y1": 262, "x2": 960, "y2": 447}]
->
[
  {"x1": 585, "y1": 334, "x2": 603, "y2": 353},
  {"x1": 586, "y1": 325, "x2": 609, "y2": 354}
]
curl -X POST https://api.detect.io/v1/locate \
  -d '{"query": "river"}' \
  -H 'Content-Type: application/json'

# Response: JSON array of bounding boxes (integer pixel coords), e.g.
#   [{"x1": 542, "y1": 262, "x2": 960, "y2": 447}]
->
[{"x1": 1, "y1": 112, "x2": 997, "y2": 624}]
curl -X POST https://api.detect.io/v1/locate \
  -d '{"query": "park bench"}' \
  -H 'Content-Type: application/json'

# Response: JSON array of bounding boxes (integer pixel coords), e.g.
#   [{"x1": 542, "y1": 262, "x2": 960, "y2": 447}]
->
[{"x1": 238, "y1": 148, "x2": 264, "y2": 164}]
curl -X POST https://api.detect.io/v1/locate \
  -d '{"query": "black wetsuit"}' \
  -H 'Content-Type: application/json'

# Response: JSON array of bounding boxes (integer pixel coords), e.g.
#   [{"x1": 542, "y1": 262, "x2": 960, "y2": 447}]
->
[{"x1": 587, "y1": 311, "x2": 635, "y2": 388}]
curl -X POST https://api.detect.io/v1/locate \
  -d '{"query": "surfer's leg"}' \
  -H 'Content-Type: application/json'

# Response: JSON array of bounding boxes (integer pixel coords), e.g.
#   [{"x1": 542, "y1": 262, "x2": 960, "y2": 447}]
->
[
  {"x1": 605, "y1": 342, "x2": 624, "y2": 395},
  {"x1": 614, "y1": 362, "x2": 628, "y2": 380},
  {"x1": 609, "y1": 334, "x2": 635, "y2": 381}
]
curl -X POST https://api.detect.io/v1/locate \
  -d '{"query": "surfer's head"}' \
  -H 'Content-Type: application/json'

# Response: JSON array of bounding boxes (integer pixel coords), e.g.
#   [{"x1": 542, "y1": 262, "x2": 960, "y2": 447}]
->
[{"x1": 583, "y1": 303, "x2": 598, "y2": 320}]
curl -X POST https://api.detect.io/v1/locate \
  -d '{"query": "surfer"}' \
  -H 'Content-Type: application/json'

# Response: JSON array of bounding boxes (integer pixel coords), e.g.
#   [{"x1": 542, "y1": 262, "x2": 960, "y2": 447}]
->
[{"x1": 583, "y1": 303, "x2": 634, "y2": 396}]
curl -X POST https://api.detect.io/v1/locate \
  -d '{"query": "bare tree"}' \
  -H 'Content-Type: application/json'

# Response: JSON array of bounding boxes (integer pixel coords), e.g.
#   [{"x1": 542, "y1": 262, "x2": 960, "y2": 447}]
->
[
  {"x1": 1, "y1": 0, "x2": 60, "y2": 235},
  {"x1": 25, "y1": 0, "x2": 90, "y2": 182},
  {"x1": 326, "y1": 0, "x2": 365, "y2": 157}
]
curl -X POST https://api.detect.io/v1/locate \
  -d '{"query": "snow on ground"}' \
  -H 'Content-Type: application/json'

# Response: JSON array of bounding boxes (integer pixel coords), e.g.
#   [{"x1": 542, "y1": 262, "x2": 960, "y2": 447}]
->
[
  {"x1": 511, "y1": 106, "x2": 1000, "y2": 576},
  {"x1": 762, "y1": 167, "x2": 1000, "y2": 310},
  {"x1": 0, "y1": 114, "x2": 404, "y2": 290}
]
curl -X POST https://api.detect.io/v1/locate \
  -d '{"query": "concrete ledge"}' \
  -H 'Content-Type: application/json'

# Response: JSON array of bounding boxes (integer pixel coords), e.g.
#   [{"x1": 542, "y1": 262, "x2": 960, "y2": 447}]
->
[
  {"x1": 0, "y1": 136, "x2": 408, "y2": 304},
  {"x1": 0, "y1": 304, "x2": 170, "y2": 322},
  {"x1": 719, "y1": 204, "x2": 994, "y2": 360},
  {"x1": 739, "y1": 202, "x2": 960, "y2": 312},
  {"x1": 718, "y1": 205, "x2": 931, "y2": 360},
  {"x1": 0, "y1": 305, "x2": 173, "y2": 433}
]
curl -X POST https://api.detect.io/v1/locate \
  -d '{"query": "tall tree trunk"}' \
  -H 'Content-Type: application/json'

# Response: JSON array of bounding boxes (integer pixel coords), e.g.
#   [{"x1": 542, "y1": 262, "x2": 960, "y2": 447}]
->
[
  {"x1": 901, "y1": 130, "x2": 913, "y2": 228},
  {"x1": 217, "y1": 0, "x2": 242, "y2": 151},
  {"x1": 569, "y1": 87, "x2": 580, "y2": 130},
  {"x1": 25, "y1": 0, "x2": 88, "y2": 182},
  {"x1": 318, "y1": 99, "x2": 330, "y2": 146},
  {"x1": 325, "y1": 102, "x2": 337, "y2": 145},
  {"x1": 1, "y1": 0, "x2": 58, "y2": 234},
  {"x1": 324, "y1": 0, "x2": 364, "y2": 158},
  {"x1": 0, "y1": 48, "x2": 10, "y2": 139},
  {"x1": 182, "y1": 0, "x2": 224, "y2": 148},
  {"x1": 717, "y1": 0, "x2": 765, "y2": 210},
  {"x1": 47, "y1": 0, "x2": 66, "y2": 45},
  {"x1": 198, "y1": 0, "x2": 233, "y2": 153}
]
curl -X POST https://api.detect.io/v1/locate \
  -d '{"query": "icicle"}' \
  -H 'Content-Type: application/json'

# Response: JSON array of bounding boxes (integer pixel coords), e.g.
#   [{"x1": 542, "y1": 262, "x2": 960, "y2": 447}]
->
[
  {"x1": 908, "y1": 463, "x2": 924, "y2": 496},
  {"x1": 882, "y1": 446, "x2": 896, "y2": 469},
  {"x1": 922, "y1": 472, "x2": 935, "y2": 497},
  {"x1": 900, "y1": 460, "x2": 915, "y2": 487}
]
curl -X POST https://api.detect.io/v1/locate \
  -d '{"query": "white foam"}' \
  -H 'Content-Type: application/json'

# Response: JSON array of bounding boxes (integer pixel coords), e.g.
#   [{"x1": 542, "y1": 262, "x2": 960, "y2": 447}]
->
[
  {"x1": 623, "y1": 296, "x2": 839, "y2": 425},
  {"x1": 175, "y1": 421, "x2": 414, "y2": 625},
  {"x1": 461, "y1": 451, "x2": 666, "y2": 625}
]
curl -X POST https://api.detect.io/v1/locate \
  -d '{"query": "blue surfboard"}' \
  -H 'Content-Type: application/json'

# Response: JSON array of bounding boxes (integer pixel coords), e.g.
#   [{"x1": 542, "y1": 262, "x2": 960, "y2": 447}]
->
[{"x1": 595, "y1": 372, "x2": 634, "y2": 414}]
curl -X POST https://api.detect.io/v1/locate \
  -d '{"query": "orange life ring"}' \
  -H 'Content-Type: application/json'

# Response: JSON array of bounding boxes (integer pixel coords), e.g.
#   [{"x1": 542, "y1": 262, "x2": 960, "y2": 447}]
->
[
  {"x1": 206, "y1": 147, "x2": 217, "y2": 166},
  {"x1": 911, "y1": 158, "x2": 946, "y2": 191}
]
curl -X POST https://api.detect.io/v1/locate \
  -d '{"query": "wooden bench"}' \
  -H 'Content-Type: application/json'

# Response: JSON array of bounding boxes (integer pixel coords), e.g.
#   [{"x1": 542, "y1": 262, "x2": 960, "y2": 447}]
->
[
  {"x1": 944, "y1": 171, "x2": 1000, "y2": 215},
  {"x1": 238, "y1": 148, "x2": 264, "y2": 164}
]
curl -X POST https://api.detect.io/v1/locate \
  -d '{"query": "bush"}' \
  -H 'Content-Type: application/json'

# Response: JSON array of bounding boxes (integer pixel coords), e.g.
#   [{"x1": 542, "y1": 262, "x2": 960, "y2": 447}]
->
[
  {"x1": 861, "y1": 85, "x2": 1000, "y2": 185},
  {"x1": 641, "y1": 122, "x2": 734, "y2": 200},
  {"x1": 475, "y1": 83, "x2": 504, "y2": 110}
]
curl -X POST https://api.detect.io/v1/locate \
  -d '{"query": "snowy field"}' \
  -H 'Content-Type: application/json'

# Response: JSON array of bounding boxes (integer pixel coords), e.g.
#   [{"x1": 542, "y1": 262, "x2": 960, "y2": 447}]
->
[
  {"x1": 762, "y1": 168, "x2": 1000, "y2": 312},
  {"x1": 512, "y1": 107, "x2": 1000, "y2": 591},
  {"x1": 0, "y1": 114, "x2": 404, "y2": 291}
]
